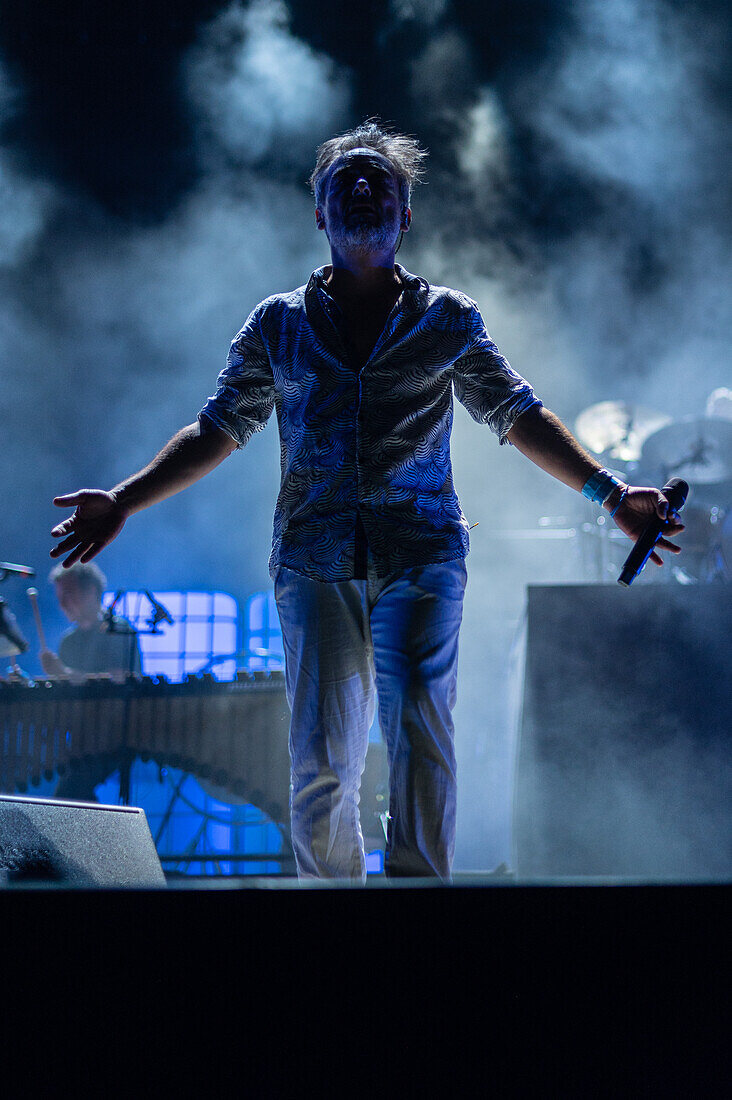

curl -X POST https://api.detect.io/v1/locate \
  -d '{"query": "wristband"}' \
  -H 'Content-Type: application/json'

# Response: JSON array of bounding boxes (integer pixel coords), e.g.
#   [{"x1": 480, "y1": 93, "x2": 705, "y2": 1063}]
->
[
  {"x1": 581, "y1": 468, "x2": 621, "y2": 506},
  {"x1": 609, "y1": 487, "x2": 628, "y2": 517}
]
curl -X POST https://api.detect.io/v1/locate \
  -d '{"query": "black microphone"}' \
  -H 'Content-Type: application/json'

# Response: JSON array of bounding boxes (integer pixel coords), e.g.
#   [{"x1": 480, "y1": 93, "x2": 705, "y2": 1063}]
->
[
  {"x1": 618, "y1": 477, "x2": 689, "y2": 587},
  {"x1": 144, "y1": 590, "x2": 174, "y2": 632},
  {"x1": 103, "y1": 590, "x2": 125, "y2": 631}
]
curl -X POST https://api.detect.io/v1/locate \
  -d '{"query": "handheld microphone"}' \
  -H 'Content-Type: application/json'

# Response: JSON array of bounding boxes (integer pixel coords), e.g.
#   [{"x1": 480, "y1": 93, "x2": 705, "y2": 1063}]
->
[{"x1": 618, "y1": 477, "x2": 688, "y2": 587}]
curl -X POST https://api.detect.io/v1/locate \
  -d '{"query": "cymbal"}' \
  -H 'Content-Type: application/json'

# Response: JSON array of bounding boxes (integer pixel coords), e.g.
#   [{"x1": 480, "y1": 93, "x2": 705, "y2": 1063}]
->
[
  {"x1": 575, "y1": 401, "x2": 672, "y2": 462},
  {"x1": 640, "y1": 416, "x2": 732, "y2": 485},
  {"x1": 0, "y1": 636, "x2": 22, "y2": 658}
]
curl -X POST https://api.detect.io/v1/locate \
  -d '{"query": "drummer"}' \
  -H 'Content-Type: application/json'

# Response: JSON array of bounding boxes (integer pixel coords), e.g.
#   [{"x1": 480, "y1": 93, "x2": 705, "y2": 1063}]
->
[
  {"x1": 40, "y1": 562, "x2": 142, "y2": 802},
  {"x1": 41, "y1": 562, "x2": 141, "y2": 681}
]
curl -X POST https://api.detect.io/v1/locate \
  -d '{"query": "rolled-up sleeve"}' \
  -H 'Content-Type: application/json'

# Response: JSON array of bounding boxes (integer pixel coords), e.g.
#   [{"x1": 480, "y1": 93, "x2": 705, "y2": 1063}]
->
[
  {"x1": 453, "y1": 302, "x2": 541, "y2": 444},
  {"x1": 198, "y1": 305, "x2": 276, "y2": 448}
]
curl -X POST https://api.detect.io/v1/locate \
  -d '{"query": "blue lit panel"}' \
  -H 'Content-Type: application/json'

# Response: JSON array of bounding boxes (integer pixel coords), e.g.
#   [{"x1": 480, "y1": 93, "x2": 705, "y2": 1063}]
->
[
  {"x1": 101, "y1": 590, "x2": 238, "y2": 682},
  {"x1": 365, "y1": 849, "x2": 384, "y2": 875},
  {"x1": 244, "y1": 590, "x2": 284, "y2": 671},
  {"x1": 94, "y1": 761, "x2": 286, "y2": 876}
]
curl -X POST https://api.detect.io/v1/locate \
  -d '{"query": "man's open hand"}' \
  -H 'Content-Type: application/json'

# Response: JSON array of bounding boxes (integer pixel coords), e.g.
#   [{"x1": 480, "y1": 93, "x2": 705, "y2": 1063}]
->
[
  {"x1": 50, "y1": 490, "x2": 128, "y2": 568},
  {"x1": 611, "y1": 486, "x2": 685, "y2": 566}
]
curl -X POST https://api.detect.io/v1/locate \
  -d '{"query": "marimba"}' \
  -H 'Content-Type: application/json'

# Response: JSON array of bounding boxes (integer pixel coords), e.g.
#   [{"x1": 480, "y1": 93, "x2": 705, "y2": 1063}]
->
[{"x1": 0, "y1": 672, "x2": 292, "y2": 823}]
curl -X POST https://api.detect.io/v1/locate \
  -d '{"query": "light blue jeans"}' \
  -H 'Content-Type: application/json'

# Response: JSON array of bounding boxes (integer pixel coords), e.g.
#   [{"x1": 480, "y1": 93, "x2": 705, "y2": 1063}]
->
[{"x1": 274, "y1": 557, "x2": 467, "y2": 881}]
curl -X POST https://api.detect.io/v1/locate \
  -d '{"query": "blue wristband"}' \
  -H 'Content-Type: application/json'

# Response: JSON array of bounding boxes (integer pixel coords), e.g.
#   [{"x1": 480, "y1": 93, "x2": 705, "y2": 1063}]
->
[{"x1": 581, "y1": 469, "x2": 620, "y2": 505}]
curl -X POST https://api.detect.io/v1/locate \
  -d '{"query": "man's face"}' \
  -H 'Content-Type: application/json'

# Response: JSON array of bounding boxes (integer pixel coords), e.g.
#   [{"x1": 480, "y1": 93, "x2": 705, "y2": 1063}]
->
[
  {"x1": 55, "y1": 578, "x2": 100, "y2": 625},
  {"x1": 317, "y1": 149, "x2": 409, "y2": 257}
]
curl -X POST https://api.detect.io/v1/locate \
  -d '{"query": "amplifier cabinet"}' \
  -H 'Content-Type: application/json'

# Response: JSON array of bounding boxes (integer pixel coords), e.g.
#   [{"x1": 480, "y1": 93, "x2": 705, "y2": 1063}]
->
[{"x1": 513, "y1": 584, "x2": 731, "y2": 878}]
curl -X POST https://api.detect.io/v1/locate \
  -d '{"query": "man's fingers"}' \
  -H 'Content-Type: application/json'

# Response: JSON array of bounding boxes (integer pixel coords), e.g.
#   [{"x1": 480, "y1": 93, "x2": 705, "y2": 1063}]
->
[
  {"x1": 53, "y1": 492, "x2": 86, "y2": 507},
  {"x1": 50, "y1": 533, "x2": 82, "y2": 557},
  {"x1": 79, "y1": 542, "x2": 104, "y2": 563},
  {"x1": 650, "y1": 537, "x2": 681, "y2": 565},
  {"x1": 59, "y1": 542, "x2": 95, "y2": 569},
  {"x1": 51, "y1": 518, "x2": 76, "y2": 538}
]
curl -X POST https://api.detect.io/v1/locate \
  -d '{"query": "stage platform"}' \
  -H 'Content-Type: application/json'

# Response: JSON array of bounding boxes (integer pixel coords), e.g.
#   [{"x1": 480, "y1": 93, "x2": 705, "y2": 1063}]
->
[{"x1": 2, "y1": 874, "x2": 727, "y2": 1091}]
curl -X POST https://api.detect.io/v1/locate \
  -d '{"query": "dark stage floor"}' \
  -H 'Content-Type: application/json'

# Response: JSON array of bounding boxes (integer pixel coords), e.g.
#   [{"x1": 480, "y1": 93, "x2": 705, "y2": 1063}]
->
[{"x1": 3, "y1": 874, "x2": 728, "y2": 1093}]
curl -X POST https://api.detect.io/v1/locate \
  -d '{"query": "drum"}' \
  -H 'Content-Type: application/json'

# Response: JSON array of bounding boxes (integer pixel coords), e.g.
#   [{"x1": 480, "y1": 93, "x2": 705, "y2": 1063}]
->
[{"x1": 677, "y1": 504, "x2": 728, "y2": 582}]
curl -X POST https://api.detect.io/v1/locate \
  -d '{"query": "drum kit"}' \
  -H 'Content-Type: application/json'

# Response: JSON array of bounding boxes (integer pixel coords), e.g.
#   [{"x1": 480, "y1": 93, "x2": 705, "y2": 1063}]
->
[{"x1": 571, "y1": 401, "x2": 732, "y2": 583}]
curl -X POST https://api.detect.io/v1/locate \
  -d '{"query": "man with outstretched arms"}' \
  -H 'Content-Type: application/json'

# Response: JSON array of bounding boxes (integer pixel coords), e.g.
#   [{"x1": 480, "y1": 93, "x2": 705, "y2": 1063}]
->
[{"x1": 51, "y1": 122, "x2": 684, "y2": 881}]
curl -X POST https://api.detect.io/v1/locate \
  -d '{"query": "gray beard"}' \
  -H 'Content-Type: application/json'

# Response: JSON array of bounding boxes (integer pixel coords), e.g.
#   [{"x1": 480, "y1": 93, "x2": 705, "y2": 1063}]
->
[{"x1": 327, "y1": 217, "x2": 400, "y2": 256}]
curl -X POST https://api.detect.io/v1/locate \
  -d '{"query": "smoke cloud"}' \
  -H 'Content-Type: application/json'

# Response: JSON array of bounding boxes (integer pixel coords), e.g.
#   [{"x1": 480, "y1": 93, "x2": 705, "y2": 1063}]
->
[
  {"x1": 0, "y1": 0, "x2": 728, "y2": 874},
  {"x1": 184, "y1": 0, "x2": 351, "y2": 169}
]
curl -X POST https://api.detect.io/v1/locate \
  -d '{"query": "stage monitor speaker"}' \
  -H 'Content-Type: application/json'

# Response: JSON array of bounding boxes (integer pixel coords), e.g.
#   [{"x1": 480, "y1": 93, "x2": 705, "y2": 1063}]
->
[
  {"x1": 513, "y1": 585, "x2": 731, "y2": 878},
  {"x1": 0, "y1": 795, "x2": 166, "y2": 887}
]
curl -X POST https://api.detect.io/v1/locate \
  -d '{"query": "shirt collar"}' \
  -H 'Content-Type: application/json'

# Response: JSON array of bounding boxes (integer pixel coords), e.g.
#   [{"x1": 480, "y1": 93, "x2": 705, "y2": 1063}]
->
[
  {"x1": 304, "y1": 264, "x2": 429, "y2": 353},
  {"x1": 308, "y1": 263, "x2": 428, "y2": 308}
]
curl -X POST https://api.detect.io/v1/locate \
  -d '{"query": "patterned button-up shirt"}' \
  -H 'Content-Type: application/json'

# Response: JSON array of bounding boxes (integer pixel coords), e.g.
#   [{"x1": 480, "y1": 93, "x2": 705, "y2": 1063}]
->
[{"x1": 199, "y1": 264, "x2": 541, "y2": 581}]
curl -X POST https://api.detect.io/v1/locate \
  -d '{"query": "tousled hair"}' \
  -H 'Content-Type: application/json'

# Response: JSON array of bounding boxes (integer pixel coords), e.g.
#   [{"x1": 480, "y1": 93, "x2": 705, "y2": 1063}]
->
[
  {"x1": 49, "y1": 560, "x2": 107, "y2": 597},
  {"x1": 310, "y1": 120, "x2": 428, "y2": 210}
]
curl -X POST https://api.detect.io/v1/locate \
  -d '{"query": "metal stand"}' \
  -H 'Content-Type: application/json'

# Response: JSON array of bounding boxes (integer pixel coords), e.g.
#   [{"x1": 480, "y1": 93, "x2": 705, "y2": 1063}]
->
[{"x1": 103, "y1": 590, "x2": 173, "y2": 806}]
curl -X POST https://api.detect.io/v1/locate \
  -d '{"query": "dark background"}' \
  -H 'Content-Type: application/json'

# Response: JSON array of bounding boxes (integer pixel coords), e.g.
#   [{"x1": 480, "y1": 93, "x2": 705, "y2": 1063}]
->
[{"x1": 0, "y1": 0, "x2": 729, "y2": 867}]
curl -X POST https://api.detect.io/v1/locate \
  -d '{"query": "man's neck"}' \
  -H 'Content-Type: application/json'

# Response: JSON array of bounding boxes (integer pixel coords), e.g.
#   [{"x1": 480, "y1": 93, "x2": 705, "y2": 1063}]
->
[
  {"x1": 75, "y1": 611, "x2": 102, "y2": 630},
  {"x1": 324, "y1": 253, "x2": 401, "y2": 301}
]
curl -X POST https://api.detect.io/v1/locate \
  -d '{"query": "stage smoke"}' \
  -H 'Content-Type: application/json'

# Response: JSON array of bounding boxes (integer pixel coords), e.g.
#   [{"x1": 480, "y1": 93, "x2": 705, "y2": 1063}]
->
[{"x1": 0, "y1": 0, "x2": 727, "y2": 872}]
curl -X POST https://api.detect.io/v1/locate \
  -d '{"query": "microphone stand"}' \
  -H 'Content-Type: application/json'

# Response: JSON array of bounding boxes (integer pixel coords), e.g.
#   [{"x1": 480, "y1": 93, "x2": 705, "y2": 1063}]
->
[{"x1": 102, "y1": 590, "x2": 174, "y2": 806}]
